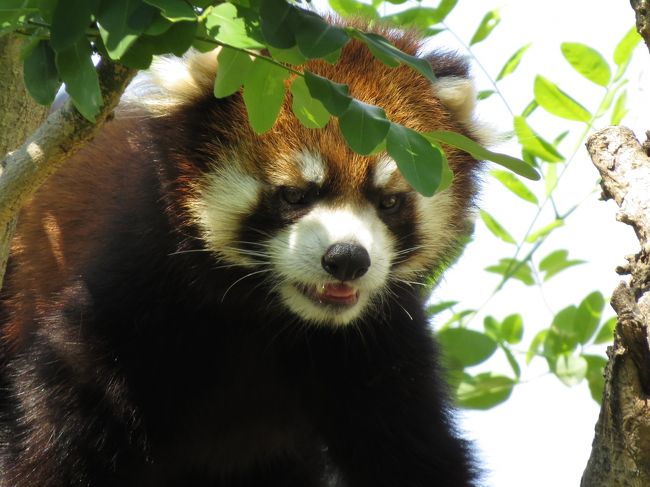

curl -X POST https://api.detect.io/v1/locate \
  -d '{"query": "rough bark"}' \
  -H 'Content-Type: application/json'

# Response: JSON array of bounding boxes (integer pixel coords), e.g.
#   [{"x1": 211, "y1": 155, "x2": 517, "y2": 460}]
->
[
  {"x1": 0, "y1": 44, "x2": 136, "y2": 289},
  {"x1": 581, "y1": 127, "x2": 650, "y2": 487},
  {"x1": 0, "y1": 35, "x2": 49, "y2": 290}
]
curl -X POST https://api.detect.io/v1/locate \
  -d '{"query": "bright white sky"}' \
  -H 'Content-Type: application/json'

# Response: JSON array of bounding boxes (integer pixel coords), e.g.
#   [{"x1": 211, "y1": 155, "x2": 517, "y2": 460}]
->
[{"x1": 426, "y1": 1, "x2": 648, "y2": 486}]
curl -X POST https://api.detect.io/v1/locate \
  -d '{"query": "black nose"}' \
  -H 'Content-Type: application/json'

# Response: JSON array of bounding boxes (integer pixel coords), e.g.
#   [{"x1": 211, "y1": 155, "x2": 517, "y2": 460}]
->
[{"x1": 321, "y1": 243, "x2": 371, "y2": 281}]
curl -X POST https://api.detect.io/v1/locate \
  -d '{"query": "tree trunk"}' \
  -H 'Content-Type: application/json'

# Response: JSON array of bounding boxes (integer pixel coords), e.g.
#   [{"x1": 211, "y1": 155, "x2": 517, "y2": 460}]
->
[
  {"x1": 0, "y1": 35, "x2": 49, "y2": 288},
  {"x1": 581, "y1": 127, "x2": 650, "y2": 486}
]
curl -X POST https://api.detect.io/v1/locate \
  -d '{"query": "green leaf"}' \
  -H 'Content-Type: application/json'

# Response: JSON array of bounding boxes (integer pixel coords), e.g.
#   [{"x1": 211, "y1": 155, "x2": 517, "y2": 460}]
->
[
  {"x1": 339, "y1": 99, "x2": 391, "y2": 156},
  {"x1": 424, "y1": 130, "x2": 541, "y2": 180},
  {"x1": 483, "y1": 316, "x2": 500, "y2": 340},
  {"x1": 496, "y1": 43, "x2": 530, "y2": 81},
  {"x1": 584, "y1": 354, "x2": 607, "y2": 404},
  {"x1": 381, "y1": 4, "x2": 453, "y2": 29},
  {"x1": 613, "y1": 26, "x2": 641, "y2": 81},
  {"x1": 303, "y1": 70, "x2": 352, "y2": 116},
  {"x1": 491, "y1": 169, "x2": 538, "y2": 204},
  {"x1": 294, "y1": 10, "x2": 349, "y2": 59},
  {"x1": 50, "y1": 0, "x2": 96, "y2": 52},
  {"x1": 548, "y1": 306, "x2": 579, "y2": 355},
  {"x1": 485, "y1": 258, "x2": 535, "y2": 286},
  {"x1": 479, "y1": 210, "x2": 516, "y2": 244},
  {"x1": 329, "y1": 0, "x2": 378, "y2": 19},
  {"x1": 611, "y1": 90, "x2": 628, "y2": 125},
  {"x1": 561, "y1": 42, "x2": 611, "y2": 87},
  {"x1": 242, "y1": 57, "x2": 289, "y2": 133},
  {"x1": 426, "y1": 300, "x2": 458, "y2": 317},
  {"x1": 350, "y1": 30, "x2": 436, "y2": 83},
  {"x1": 513, "y1": 116, "x2": 564, "y2": 163},
  {"x1": 259, "y1": 0, "x2": 296, "y2": 48},
  {"x1": 554, "y1": 354, "x2": 588, "y2": 386},
  {"x1": 544, "y1": 162, "x2": 557, "y2": 196},
  {"x1": 521, "y1": 100, "x2": 538, "y2": 118},
  {"x1": 386, "y1": 123, "x2": 445, "y2": 196},
  {"x1": 501, "y1": 345, "x2": 521, "y2": 378},
  {"x1": 501, "y1": 314, "x2": 524, "y2": 345},
  {"x1": 456, "y1": 372, "x2": 514, "y2": 410},
  {"x1": 268, "y1": 45, "x2": 306, "y2": 65},
  {"x1": 469, "y1": 9, "x2": 500, "y2": 46},
  {"x1": 55, "y1": 38, "x2": 102, "y2": 121},
  {"x1": 527, "y1": 329, "x2": 547, "y2": 364},
  {"x1": 291, "y1": 76, "x2": 330, "y2": 129},
  {"x1": 534, "y1": 75, "x2": 591, "y2": 123},
  {"x1": 205, "y1": 3, "x2": 265, "y2": 49},
  {"x1": 23, "y1": 40, "x2": 60, "y2": 105},
  {"x1": 574, "y1": 292, "x2": 606, "y2": 344},
  {"x1": 594, "y1": 317, "x2": 616, "y2": 344},
  {"x1": 97, "y1": 0, "x2": 158, "y2": 60},
  {"x1": 144, "y1": 0, "x2": 195, "y2": 21},
  {"x1": 145, "y1": 19, "x2": 197, "y2": 56},
  {"x1": 539, "y1": 249, "x2": 585, "y2": 281},
  {"x1": 214, "y1": 47, "x2": 252, "y2": 98},
  {"x1": 477, "y1": 90, "x2": 495, "y2": 101},
  {"x1": 0, "y1": 0, "x2": 39, "y2": 25},
  {"x1": 437, "y1": 328, "x2": 497, "y2": 367},
  {"x1": 525, "y1": 219, "x2": 564, "y2": 243}
]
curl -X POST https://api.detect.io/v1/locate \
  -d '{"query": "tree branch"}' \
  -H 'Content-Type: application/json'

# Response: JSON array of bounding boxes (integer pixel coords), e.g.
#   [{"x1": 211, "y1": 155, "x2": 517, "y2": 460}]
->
[
  {"x1": 0, "y1": 58, "x2": 136, "y2": 289},
  {"x1": 582, "y1": 126, "x2": 650, "y2": 486}
]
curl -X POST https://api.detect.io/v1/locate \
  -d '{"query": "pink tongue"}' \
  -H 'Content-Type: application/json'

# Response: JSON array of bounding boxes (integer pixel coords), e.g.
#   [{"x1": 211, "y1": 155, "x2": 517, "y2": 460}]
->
[{"x1": 322, "y1": 283, "x2": 356, "y2": 298}]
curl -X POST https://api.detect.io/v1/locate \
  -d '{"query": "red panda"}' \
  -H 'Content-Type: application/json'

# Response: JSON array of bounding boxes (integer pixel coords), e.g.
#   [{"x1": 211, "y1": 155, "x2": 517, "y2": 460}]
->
[{"x1": 0, "y1": 22, "x2": 485, "y2": 487}]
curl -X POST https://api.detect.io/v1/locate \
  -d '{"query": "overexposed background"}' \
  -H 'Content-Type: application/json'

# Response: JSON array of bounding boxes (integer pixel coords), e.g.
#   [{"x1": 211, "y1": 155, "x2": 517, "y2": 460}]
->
[{"x1": 425, "y1": 1, "x2": 648, "y2": 486}]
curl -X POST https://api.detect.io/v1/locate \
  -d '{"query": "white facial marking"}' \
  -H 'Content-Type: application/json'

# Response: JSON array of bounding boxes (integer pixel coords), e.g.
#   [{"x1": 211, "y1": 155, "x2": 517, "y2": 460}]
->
[
  {"x1": 393, "y1": 189, "x2": 457, "y2": 280},
  {"x1": 297, "y1": 151, "x2": 327, "y2": 185},
  {"x1": 191, "y1": 163, "x2": 261, "y2": 266},
  {"x1": 269, "y1": 204, "x2": 394, "y2": 325},
  {"x1": 373, "y1": 156, "x2": 398, "y2": 188}
]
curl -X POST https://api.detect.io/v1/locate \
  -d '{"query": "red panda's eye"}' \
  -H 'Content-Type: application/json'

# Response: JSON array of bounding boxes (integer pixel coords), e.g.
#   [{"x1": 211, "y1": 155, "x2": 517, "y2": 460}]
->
[
  {"x1": 281, "y1": 186, "x2": 306, "y2": 205},
  {"x1": 379, "y1": 194, "x2": 402, "y2": 212}
]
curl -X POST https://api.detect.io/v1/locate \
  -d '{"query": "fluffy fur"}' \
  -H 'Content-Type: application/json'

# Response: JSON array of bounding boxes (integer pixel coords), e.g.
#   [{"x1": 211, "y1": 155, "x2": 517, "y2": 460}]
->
[{"x1": 0, "y1": 22, "x2": 483, "y2": 487}]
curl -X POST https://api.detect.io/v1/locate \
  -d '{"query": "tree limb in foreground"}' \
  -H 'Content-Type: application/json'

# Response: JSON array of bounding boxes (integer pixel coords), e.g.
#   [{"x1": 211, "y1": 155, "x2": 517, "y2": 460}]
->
[
  {"x1": 0, "y1": 59, "x2": 137, "y2": 289},
  {"x1": 582, "y1": 126, "x2": 650, "y2": 487}
]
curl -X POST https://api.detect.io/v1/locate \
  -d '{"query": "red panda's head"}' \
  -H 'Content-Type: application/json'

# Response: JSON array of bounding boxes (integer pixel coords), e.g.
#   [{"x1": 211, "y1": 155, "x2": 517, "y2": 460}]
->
[{"x1": 137, "y1": 26, "x2": 487, "y2": 326}]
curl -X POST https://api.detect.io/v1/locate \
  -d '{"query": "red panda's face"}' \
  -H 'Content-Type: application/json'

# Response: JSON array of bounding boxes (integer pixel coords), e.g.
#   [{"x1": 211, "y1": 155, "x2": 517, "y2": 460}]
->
[{"x1": 146, "y1": 31, "x2": 486, "y2": 326}]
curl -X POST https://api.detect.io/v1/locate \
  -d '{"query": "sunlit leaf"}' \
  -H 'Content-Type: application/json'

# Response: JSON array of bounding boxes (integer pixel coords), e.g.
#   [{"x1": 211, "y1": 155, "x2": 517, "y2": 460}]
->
[
  {"x1": 525, "y1": 219, "x2": 563, "y2": 243},
  {"x1": 584, "y1": 354, "x2": 607, "y2": 404},
  {"x1": 268, "y1": 45, "x2": 306, "y2": 65},
  {"x1": 437, "y1": 328, "x2": 497, "y2": 367},
  {"x1": 555, "y1": 354, "x2": 588, "y2": 386},
  {"x1": 561, "y1": 42, "x2": 611, "y2": 87},
  {"x1": 613, "y1": 26, "x2": 641, "y2": 81},
  {"x1": 496, "y1": 43, "x2": 530, "y2": 81},
  {"x1": 425, "y1": 130, "x2": 540, "y2": 180},
  {"x1": 214, "y1": 46, "x2": 252, "y2": 98},
  {"x1": 329, "y1": 0, "x2": 378, "y2": 19},
  {"x1": 501, "y1": 314, "x2": 524, "y2": 345},
  {"x1": 477, "y1": 90, "x2": 495, "y2": 100},
  {"x1": 426, "y1": 300, "x2": 458, "y2": 317},
  {"x1": 456, "y1": 372, "x2": 514, "y2": 410},
  {"x1": 205, "y1": 3, "x2": 265, "y2": 49},
  {"x1": 243, "y1": 57, "x2": 289, "y2": 133},
  {"x1": 469, "y1": 9, "x2": 500, "y2": 46},
  {"x1": 539, "y1": 249, "x2": 585, "y2": 281},
  {"x1": 575, "y1": 291, "x2": 605, "y2": 344},
  {"x1": 502, "y1": 345, "x2": 521, "y2": 378},
  {"x1": 491, "y1": 169, "x2": 538, "y2": 204},
  {"x1": 291, "y1": 76, "x2": 330, "y2": 128},
  {"x1": 485, "y1": 258, "x2": 535, "y2": 286},
  {"x1": 480, "y1": 210, "x2": 516, "y2": 244},
  {"x1": 513, "y1": 116, "x2": 564, "y2": 163},
  {"x1": 611, "y1": 90, "x2": 628, "y2": 125},
  {"x1": 594, "y1": 317, "x2": 616, "y2": 344},
  {"x1": 534, "y1": 75, "x2": 591, "y2": 122}
]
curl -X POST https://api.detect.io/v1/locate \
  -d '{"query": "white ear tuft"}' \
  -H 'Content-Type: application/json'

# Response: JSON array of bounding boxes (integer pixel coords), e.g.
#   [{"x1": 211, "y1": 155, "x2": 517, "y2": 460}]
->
[{"x1": 433, "y1": 76, "x2": 496, "y2": 146}]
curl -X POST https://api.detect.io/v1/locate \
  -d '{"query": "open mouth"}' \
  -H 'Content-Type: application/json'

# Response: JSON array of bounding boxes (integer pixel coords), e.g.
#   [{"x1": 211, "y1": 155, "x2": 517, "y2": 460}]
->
[{"x1": 295, "y1": 282, "x2": 359, "y2": 307}]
